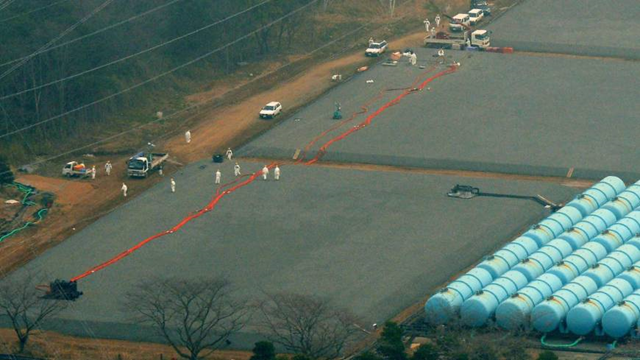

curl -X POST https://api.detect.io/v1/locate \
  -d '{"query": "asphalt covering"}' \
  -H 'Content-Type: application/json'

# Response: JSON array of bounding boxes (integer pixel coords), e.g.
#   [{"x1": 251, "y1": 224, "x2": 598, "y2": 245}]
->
[
  {"x1": 241, "y1": 49, "x2": 640, "y2": 181},
  {"x1": 2, "y1": 161, "x2": 576, "y2": 347},
  {"x1": 487, "y1": 0, "x2": 640, "y2": 59}
]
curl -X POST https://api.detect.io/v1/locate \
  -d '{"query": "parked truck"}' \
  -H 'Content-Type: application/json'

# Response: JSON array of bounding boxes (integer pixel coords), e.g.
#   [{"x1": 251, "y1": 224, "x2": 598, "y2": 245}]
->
[
  {"x1": 127, "y1": 152, "x2": 169, "y2": 178},
  {"x1": 62, "y1": 161, "x2": 94, "y2": 178},
  {"x1": 424, "y1": 29, "x2": 491, "y2": 49}
]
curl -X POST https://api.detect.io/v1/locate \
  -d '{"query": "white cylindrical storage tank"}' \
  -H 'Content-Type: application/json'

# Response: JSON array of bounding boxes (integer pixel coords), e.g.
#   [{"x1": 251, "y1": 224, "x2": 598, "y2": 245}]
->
[
  {"x1": 460, "y1": 271, "x2": 528, "y2": 327},
  {"x1": 511, "y1": 236, "x2": 539, "y2": 257},
  {"x1": 602, "y1": 290, "x2": 640, "y2": 338},
  {"x1": 565, "y1": 176, "x2": 625, "y2": 216},
  {"x1": 522, "y1": 226, "x2": 555, "y2": 248},
  {"x1": 547, "y1": 242, "x2": 608, "y2": 284},
  {"x1": 532, "y1": 277, "x2": 599, "y2": 333},
  {"x1": 512, "y1": 239, "x2": 574, "y2": 281},
  {"x1": 583, "y1": 245, "x2": 640, "y2": 287},
  {"x1": 618, "y1": 264, "x2": 640, "y2": 289},
  {"x1": 567, "y1": 278, "x2": 634, "y2": 335},
  {"x1": 592, "y1": 211, "x2": 640, "y2": 252},
  {"x1": 560, "y1": 208, "x2": 617, "y2": 249},
  {"x1": 537, "y1": 208, "x2": 581, "y2": 242},
  {"x1": 602, "y1": 181, "x2": 640, "y2": 219},
  {"x1": 425, "y1": 267, "x2": 493, "y2": 324},
  {"x1": 495, "y1": 273, "x2": 562, "y2": 330}
]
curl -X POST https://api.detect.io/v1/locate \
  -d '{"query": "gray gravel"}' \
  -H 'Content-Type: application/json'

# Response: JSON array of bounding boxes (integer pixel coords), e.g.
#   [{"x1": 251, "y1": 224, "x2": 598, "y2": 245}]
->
[
  {"x1": 487, "y1": 0, "x2": 640, "y2": 59},
  {"x1": 2, "y1": 161, "x2": 576, "y2": 346},
  {"x1": 241, "y1": 49, "x2": 640, "y2": 181}
]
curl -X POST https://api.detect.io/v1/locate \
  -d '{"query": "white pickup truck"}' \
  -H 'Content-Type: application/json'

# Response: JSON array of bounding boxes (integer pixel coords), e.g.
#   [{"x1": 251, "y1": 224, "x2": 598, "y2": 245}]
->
[
  {"x1": 449, "y1": 13, "x2": 471, "y2": 32},
  {"x1": 62, "y1": 161, "x2": 94, "y2": 178},
  {"x1": 365, "y1": 40, "x2": 388, "y2": 57}
]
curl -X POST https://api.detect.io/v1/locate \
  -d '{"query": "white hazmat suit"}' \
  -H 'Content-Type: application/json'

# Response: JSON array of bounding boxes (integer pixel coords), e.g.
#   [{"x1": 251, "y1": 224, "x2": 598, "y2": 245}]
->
[
  {"x1": 274, "y1": 166, "x2": 280, "y2": 180},
  {"x1": 121, "y1": 183, "x2": 128, "y2": 197},
  {"x1": 234, "y1": 163, "x2": 241, "y2": 177},
  {"x1": 170, "y1": 178, "x2": 176, "y2": 193},
  {"x1": 215, "y1": 170, "x2": 221, "y2": 184},
  {"x1": 105, "y1": 161, "x2": 112, "y2": 176},
  {"x1": 185, "y1": 130, "x2": 191, "y2": 143},
  {"x1": 226, "y1": 148, "x2": 233, "y2": 160},
  {"x1": 262, "y1": 166, "x2": 269, "y2": 180}
]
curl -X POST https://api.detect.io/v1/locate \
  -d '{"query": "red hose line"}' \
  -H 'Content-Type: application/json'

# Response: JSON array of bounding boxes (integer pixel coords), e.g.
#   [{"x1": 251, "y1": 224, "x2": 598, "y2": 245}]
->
[
  {"x1": 69, "y1": 64, "x2": 458, "y2": 284},
  {"x1": 305, "y1": 64, "x2": 458, "y2": 165}
]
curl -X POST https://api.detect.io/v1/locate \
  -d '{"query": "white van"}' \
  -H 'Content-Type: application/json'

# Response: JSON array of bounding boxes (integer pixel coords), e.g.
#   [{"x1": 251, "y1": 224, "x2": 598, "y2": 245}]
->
[
  {"x1": 468, "y1": 9, "x2": 484, "y2": 25},
  {"x1": 449, "y1": 13, "x2": 470, "y2": 32}
]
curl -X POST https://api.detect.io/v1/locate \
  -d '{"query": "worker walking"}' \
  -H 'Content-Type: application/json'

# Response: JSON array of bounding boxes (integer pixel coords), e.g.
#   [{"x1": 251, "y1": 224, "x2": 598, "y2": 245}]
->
[
  {"x1": 424, "y1": 19, "x2": 430, "y2": 33},
  {"x1": 91, "y1": 165, "x2": 96, "y2": 180},
  {"x1": 215, "y1": 169, "x2": 221, "y2": 184},
  {"x1": 410, "y1": 53, "x2": 417, "y2": 66},
  {"x1": 226, "y1": 148, "x2": 233, "y2": 160},
  {"x1": 435, "y1": 14, "x2": 441, "y2": 28},
  {"x1": 170, "y1": 178, "x2": 176, "y2": 193},
  {"x1": 274, "y1": 165, "x2": 280, "y2": 181},
  {"x1": 185, "y1": 130, "x2": 191, "y2": 144},
  {"x1": 234, "y1": 162, "x2": 241, "y2": 177},
  {"x1": 121, "y1": 183, "x2": 128, "y2": 197},
  {"x1": 105, "y1": 161, "x2": 112, "y2": 176},
  {"x1": 262, "y1": 165, "x2": 269, "y2": 180}
]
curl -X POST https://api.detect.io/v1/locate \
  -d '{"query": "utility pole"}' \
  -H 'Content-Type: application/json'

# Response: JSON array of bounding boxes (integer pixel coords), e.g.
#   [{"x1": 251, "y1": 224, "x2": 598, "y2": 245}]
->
[
  {"x1": 323, "y1": 0, "x2": 330, "y2": 11},
  {"x1": 389, "y1": 0, "x2": 396, "y2": 17}
]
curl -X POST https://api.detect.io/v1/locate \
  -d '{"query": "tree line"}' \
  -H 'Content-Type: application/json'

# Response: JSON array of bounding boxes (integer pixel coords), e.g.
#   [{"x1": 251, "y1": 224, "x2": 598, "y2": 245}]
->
[{"x1": 0, "y1": 0, "x2": 335, "y2": 163}]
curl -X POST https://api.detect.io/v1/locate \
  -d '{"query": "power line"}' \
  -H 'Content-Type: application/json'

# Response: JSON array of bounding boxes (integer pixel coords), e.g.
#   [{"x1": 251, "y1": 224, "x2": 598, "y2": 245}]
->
[
  {"x1": 0, "y1": 0, "x2": 17, "y2": 12},
  {"x1": 1, "y1": 0, "x2": 415, "y2": 176},
  {"x1": 0, "y1": 0, "x2": 318, "y2": 139},
  {"x1": 0, "y1": 0, "x2": 272, "y2": 100},
  {"x1": 0, "y1": 0, "x2": 70, "y2": 23},
  {"x1": 0, "y1": 0, "x2": 185, "y2": 67},
  {"x1": 0, "y1": 0, "x2": 115, "y2": 83}
]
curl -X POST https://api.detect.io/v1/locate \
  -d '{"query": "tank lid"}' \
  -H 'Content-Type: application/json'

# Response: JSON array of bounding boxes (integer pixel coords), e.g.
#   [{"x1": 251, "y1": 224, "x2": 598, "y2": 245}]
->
[
  {"x1": 511, "y1": 293, "x2": 520, "y2": 298},
  {"x1": 475, "y1": 290, "x2": 484, "y2": 295},
  {"x1": 618, "y1": 300, "x2": 626, "y2": 306},
  {"x1": 439, "y1": 287, "x2": 449, "y2": 293},
  {"x1": 555, "y1": 260, "x2": 564, "y2": 266},
  {"x1": 591, "y1": 264, "x2": 600, "y2": 269},
  {"x1": 521, "y1": 258, "x2": 530, "y2": 263}
]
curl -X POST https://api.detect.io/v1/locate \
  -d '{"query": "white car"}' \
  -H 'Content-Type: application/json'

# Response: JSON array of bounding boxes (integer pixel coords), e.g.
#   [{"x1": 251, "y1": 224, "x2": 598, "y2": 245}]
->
[
  {"x1": 449, "y1": 13, "x2": 470, "y2": 32},
  {"x1": 468, "y1": 9, "x2": 484, "y2": 25},
  {"x1": 259, "y1": 101, "x2": 282, "y2": 119},
  {"x1": 365, "y1": 40, "x2": 388, "y2": 57}
]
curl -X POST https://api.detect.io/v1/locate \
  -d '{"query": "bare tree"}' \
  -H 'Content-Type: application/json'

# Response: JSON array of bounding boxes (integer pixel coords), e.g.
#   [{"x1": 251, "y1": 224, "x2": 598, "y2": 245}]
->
[
  {"x1": 0, "y1": 272, "x2": 67, "y2": 353},
  {"x1": 256, "y1": 292, "x2": 362, "y2": 360},
  {"x1": 125, "y1": 278, "x2": 248, "y2": 360}
]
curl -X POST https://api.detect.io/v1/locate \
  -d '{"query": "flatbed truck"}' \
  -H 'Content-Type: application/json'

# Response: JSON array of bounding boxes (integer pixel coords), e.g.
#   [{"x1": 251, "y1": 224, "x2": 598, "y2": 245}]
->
[
  {"x1": 424, "y1": 29, "x2": 491, "y2": 49},
  {"x1": 127, "y1": 152, "x2": 169, "y2": 178}
]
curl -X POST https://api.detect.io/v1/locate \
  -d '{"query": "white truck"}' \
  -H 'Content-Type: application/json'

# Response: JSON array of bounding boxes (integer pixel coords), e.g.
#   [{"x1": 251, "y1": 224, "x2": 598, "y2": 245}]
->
[
  {"x1": 62, "y1": 161, "x2": 94, "y2": 178},
  {"x1": 424, "y1": 29, "x2": 491, "y2": 49},
  {"x1": 365, "y1": 40, "x2": 388, "y2": 57},
  {"x1": 449, "y1": 13, "x2": 471, "y2": 32},
  {"x1": 127, "y1": 152, "x2": 169, "y2": 178}
]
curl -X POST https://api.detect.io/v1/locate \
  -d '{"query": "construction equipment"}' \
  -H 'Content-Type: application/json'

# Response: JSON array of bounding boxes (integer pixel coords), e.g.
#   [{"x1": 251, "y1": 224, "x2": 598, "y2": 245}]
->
[
  {"x1": 38, "y1": 280, "x2": 83, "y2": 301},
  {"x1": 127, "y1": 152, "x2": 169, "y2": 178},
  {"x1": 447, "y1": 184, "x2": 561, "y2": 211}
]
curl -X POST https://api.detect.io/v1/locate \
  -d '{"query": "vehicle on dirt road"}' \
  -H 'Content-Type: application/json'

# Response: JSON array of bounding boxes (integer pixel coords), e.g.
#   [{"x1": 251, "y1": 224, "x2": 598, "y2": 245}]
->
[
  {"x1": 468, "y1": 9, "x2": 484, "y2": 25},
  {"x1": 449, "y1": 14, "x2": 471, "y2": 32},
  {"x1": 259, "y1": 101, "x2": 282, "y2": 119},
  {"x1": 365, "y1": 40, "x2": 388, "y2": 57},
  {"x1": 62, "y1": 161, "x2": 94, "y2": 178},
  {"x1": 424, "y1": 29, "x2": 491, "y2": 49},
  {"x1": 127, "y1": 152, "x2": 169, "y2": 178},
  {"x1": 470, "y1": 0, "x2": 491, "y2": 16}
]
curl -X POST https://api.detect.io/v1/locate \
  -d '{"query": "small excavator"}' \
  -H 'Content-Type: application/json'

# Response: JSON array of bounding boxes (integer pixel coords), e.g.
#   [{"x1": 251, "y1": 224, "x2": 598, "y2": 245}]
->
[
  {"x1": 447, "y1": 184, "x2": 562, "y2": 211},
  {"x1": 37, "y1": 280, "x2": 83, "y2": 301}
]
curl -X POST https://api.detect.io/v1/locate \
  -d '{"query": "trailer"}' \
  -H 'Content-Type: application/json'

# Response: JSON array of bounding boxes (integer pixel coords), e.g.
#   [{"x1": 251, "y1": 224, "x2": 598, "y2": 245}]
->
[
  {"x1": 127, "y1": 152, "x2": 169, "y2": 178},
  {"x1": 424, "y1": 29, "x2": 491, "y2": 49}
]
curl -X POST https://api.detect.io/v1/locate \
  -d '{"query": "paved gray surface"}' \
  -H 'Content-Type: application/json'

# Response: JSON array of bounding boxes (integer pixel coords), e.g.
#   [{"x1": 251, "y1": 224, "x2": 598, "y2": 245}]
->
[
  {"x1": 241, "y1": 49, "x2": 640, "y2": 181},
  {"x1": 488, "y1": 0, "x2": 640, "y2": 59},
  {"x1": 3, "y1": 161, "x2": 576, "y2": 346}
]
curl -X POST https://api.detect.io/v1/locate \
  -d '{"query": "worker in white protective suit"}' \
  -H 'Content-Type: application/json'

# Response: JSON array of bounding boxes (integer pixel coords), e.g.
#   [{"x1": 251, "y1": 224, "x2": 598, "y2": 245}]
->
[
  {"x1": 410, "y1": 53, "x2": 417, "y2": 66},
  {"x1": 226, "y1": 148, "x2": 233, "y2": 160},
  {"x1": 234, "y1": 162, "x2": 241, "y2": 177},
  {"x1": 435, "y1": 14, "x2": 441, "y2": 28},
  {"x1": 105, "y1": 161, "x2": 112, "y2": 176},
  {"x1": 438, "y1": 48, "x2": 445, "y2": 58},
  {"x1": 215, "y1": 169, "x2": 221, "y2": 184},
  {"x1": 274, "y1": 165, "x2": 280, "y2": 181},
  {"x1": 262, "y1": 165, "x2": 269, "y2": 180},
  {"x1": 368, "y1": 37, "x2": 374, "y2": 45},
  {"x1": 170, "y1": 178, "x2": 176, "y2": 193},
  {"x1": 424, "y1": 19, "x2": 430, "y2": 33},
  {"x1": 121, "y1": 183, "x2": 128, "y2": 197},
  {"x1": 185, "y1": 130, "x2": 191, "y2": 143},
  {"x1": 91, "y1": 165, "x2": 96, "y2": 180}
]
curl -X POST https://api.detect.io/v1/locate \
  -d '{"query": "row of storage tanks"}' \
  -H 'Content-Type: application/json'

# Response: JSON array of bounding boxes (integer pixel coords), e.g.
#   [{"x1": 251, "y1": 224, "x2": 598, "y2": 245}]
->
[{"x1": 425, "y1": 176, "x2": 640, "y2": 338}]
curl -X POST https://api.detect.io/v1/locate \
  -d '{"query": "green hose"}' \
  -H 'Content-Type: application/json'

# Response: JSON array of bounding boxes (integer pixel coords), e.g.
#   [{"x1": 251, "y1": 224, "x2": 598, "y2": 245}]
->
[
  {"x1": 540, "y1": 334, "x2": 583, "y2": 348},
  {"x1": 0, "y1": 183, "x2": 49, "y2": 243}
]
